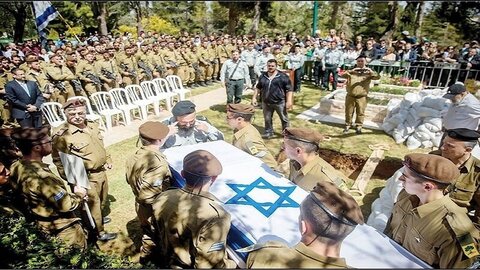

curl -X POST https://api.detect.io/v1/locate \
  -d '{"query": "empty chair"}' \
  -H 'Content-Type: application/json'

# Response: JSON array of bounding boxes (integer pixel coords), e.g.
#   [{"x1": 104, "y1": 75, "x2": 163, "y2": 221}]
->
[
  {"x1": 40, "y1": 102, "x2": 66, "y2": 128},
  {"x1": 166, "y1": 75, "x2": 192, "y2": 100},
  {"x1": 109, "y1": 88, "x2": 141, "y2": 125},
  {"x1": 90, "y1": 92, "x2": 127, "y2": 130},
  {"x1": 66, "y1": 96, "x2": 105, "y2": 129},
  {"x1": 153, "y1": 78, "x2": 180, "y2": 108},
  {"x1": 140, "y1": 81, "x2": 171, "y2": 112},
  {"x1": 125, "y1": 84, "x2": 157, "y2": 119}
]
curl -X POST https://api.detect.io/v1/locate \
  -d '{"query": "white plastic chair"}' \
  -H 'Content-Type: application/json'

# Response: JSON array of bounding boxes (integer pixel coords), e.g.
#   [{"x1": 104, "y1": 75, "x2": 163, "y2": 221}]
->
[
  {"x1": 40, "y1": 102, "x2": 66, "y2": 128},
  {"x1": 66, "y1": 96, "x2": 105, "y2": 130},
  {"x1": 140, "y1": 81, "x2": 171, "y2": 112},
  {"x1": 109, "y1": 88, "x2": 141, "y2": 125},
  {"x1": 166, "y1": 75, "x2": 192, "y2": 100},
  {"x1": 153, "y1": 78, "x2": 180, "y2": 107},
  {"x1": 90, "y1": 92, "x2": 126, "y2": 130},
  {"x1": 125, "y1": 84, "x2": 157, "y2": 119}
]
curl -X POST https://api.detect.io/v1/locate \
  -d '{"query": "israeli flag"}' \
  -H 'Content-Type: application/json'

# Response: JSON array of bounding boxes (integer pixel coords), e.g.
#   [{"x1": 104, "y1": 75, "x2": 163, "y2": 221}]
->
[{"x1": 32, "y1": 1, "x2": 58, "y2": 45}]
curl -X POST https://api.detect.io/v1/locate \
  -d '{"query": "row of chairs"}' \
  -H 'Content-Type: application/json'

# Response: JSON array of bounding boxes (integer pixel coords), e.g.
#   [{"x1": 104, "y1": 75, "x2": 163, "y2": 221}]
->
[{"x1": 40, "y1": 75, "x2": 192, "y2": 130}]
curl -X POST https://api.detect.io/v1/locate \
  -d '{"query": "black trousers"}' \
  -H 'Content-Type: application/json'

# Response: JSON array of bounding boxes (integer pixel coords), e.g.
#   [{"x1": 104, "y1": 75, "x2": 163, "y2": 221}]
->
[
  {"x1": 323, "y1": 64, "x2": 338, "y2": 91},
  {"x1": 313, "y1": 61, "x2": 324, "y2": 85},
  {"x1": 262, "y1": 101, "x2": 289, "y2": 135},
  {"x1": 16, "y1": 113, "x2": 43, "y2": 128},
  {"x1": 293, "y1": 67, "x2": 303, "y2": 92},
  {"x1": 226, "y1": 79, "x2": 244, "y2": 104}
]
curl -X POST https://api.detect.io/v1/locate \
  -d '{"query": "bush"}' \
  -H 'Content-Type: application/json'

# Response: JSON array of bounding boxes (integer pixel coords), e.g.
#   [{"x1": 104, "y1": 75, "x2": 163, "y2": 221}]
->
[
  {"x1": 0, "y1": 213, "x2": 140, "y2": 269},
  {"x1": 370, "y1": 86, "x2": 408, "y2": 95}
]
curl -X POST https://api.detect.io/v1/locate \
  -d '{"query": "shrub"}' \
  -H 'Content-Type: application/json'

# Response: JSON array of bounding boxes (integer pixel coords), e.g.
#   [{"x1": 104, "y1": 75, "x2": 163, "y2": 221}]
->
[{"x1": 0, "y1": 213, "x2": 140, "y2": 269}]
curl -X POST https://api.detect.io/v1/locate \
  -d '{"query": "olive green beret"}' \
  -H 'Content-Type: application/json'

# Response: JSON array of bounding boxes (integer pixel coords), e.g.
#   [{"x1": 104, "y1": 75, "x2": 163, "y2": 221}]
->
[
  {"x1": 139, "y1": 121, "x2": 169, "y2": 140},
  {"x1": 183, "y1": 150, "x2": 222, "y2": 177},
  {"x1": 403, "y1": 153, "x2": 460, "y2": 184},
  {"x1": 283, "y1": 127, "x2": 324, "y2": 147}
]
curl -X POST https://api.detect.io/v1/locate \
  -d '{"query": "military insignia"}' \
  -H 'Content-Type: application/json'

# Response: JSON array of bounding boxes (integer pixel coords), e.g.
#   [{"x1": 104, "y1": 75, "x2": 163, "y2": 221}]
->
[
  {"x1": 459, "y1": 234, "x2": 480, "y2": 258},
  {"x1": 53, "y1": 190, "x2": 65, "y2": 201},
  {"x1": 152, "y1": 179, "x2": 162, "y2": 187},
  {"x1": 236, "y1": 241, "x2": 286, "y2": 253},
  {"x1": 207, "y1": 241, "x2": 225, "y2": 252},
  {"x1": 245, "y1": 141, "x2": 258, "y2": 155},
  {"x1": 414, "y1": 237, "x2": 420, "y2": 243},
  {"x1": 236, "y1": 243, "x2": 264, "y2": 253}
]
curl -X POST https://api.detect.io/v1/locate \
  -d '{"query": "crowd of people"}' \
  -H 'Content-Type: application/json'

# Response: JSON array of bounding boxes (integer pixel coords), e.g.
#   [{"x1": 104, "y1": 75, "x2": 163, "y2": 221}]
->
[{"x1": 1, "y1": 28, "x2": 480, "y2": 269}]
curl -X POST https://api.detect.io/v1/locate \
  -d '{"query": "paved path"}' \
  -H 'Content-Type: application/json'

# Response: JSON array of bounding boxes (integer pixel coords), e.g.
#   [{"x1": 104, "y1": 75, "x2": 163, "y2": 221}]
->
[{"x1": 103, "y1": 86, "x2": 226, "y2": 147}]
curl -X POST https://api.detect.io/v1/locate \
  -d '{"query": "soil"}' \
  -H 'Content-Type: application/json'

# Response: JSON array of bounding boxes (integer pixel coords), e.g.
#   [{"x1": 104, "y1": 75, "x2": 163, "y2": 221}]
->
[{"x1": 319, "y1": 149, "x2": 403, "y2": 180}]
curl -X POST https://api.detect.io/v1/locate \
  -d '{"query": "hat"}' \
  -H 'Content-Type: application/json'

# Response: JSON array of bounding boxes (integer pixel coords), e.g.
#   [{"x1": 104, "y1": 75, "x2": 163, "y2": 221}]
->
[
  {"x1": 401, "y1": 31, "x2": 410, "y2": 36},
  {"x1": 403, "y1": 153, "x2": 460, "y2": 184},
  {"x1": 11, "y1": 126, "x2": 50, "y2": 143},
  {"x1": 25, "y1": 55, "x2": 38, "y2": 63},
  {"x1": 446, "y1": 128, "x2": 480, "y2": 142},
  {"x1": 356, "y1": 54, "x2": 367, "y2": 60},
  {"x1": 283, "y1": 127, "x2": 323, "y2": 147},
  {"x1": 172, "y1": 100, "x2": 196, "y2": 117},
  {"x1": 443, "y1": 82, "x2": 466, "y2": 98},
  {"x1": 62, "y1": 98, "x2": 86, "y2": 110},
  {"x1": 183, "y1": 150, "x2": 222, "y2": 177},
  {"x1": 139, "y1": 121, "x2": 169, "y2": 140},
  {"x1": 310, "y1": 181, "x2": 364, "y2": 226},
  {"x1": 227, "y1": 103, "x2": 255, "y2": 115}
]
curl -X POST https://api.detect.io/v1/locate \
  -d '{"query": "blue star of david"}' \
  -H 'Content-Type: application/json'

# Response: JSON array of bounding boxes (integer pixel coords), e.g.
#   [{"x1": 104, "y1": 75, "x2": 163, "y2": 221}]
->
[{"x1": 225, "y1": 177, "x2": 299, "y2": 217}]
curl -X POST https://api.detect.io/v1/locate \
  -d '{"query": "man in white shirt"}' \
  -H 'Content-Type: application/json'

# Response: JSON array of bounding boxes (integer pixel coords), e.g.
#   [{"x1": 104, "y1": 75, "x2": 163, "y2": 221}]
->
[{"x1": 443, "y1": 82, "x2": 480, "y2": 132}]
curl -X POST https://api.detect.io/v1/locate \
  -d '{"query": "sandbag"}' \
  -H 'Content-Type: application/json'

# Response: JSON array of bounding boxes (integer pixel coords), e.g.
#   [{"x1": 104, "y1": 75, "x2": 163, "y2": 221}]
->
[
  {"x1": 406, "y1": 134, "x2": 422, "y2": 149},
  {"x1": 422, "y1": 96, "x2": 447, "y2": 111},
  {"x1": 422, "y1": 140, "x2": 433, "y2": 148},
  {"x1": 417, "y1": 107, "x2": 440, "y2": 118}
]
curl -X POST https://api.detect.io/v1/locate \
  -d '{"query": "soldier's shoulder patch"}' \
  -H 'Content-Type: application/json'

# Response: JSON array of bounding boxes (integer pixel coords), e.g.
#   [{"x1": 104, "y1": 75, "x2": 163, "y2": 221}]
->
[
  {"x1": 446, "y1": 213, "x2": 480, "y2": 258},
  {"x1": 207, "y1": 241, "x2": 225, "y2": 253},
  {"x1": 53, "y1": 125, "x2": 68, "y2": 137},
  {"x1": 53, "y1": 190, "x2": 66, "y2": 201},
  {"x1": 236, "y1": 241, "x2": 287, "y2": 253},
  {"x1": 245, "y1": 141, "x2": 259, "y2": 155}
]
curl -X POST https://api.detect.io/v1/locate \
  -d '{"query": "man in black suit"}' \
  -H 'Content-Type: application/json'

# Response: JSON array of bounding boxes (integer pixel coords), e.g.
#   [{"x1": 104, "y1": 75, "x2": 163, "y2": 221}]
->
[{"x1": 5, "y1": 68, "x2": 44, "y2": 128}]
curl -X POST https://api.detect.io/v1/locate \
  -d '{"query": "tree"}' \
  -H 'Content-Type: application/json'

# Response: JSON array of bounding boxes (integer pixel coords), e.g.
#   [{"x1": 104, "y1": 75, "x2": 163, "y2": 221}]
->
[
  {"x1": 0, "y1": 2, "x2": 29, "y2": 43},
  {"x1": 90, "y1": 2, "x2": 109, "y2": 35},
  {"x1": 414, "y1": 1, "x2": 426, "y2": 37},
  {"x1": 381, "y1": 1, "x2": 399, "y2": 41},
  {"x1": 249, "y1": 1, "x2": 261, "y2": 37}
]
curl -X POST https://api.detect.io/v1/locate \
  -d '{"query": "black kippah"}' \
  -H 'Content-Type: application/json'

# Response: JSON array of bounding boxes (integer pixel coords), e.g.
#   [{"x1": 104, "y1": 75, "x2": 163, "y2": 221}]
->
[
  {"x1": 447, "y1": 128, "x2": 480, "y2": 142},
  {"x1": 172, "y1": 100, "x2": 196, "y2": 117}
]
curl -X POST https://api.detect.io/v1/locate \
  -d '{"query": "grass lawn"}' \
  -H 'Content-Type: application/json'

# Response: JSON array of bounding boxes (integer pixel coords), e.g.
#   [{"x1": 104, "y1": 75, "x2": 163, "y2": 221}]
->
[{"x1": 101, "y1": 80, "x2": 430, "y2": 259}]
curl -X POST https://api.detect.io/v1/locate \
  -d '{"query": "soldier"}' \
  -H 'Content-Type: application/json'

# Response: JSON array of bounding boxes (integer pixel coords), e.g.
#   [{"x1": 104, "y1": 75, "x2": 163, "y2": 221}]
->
[
  {"x1": 25, "y1": 56, "x2": 51, "y2": 101},
  {"x1": 187, "y1": 45, "x2": 201, "y2": 88},
  {"x1": 340, "y1": 54, "x2": 380, "y2": 134},
  {"x1": 126, "y1": 121, "x2": 173, "y2": 262},
  {"x1": 283, "y1": 127, "x2": 349, "y2": 191},
  {"x1": 176, "y1": 44, "x2": 192, "y2": 87},
  {"x1": 44, "y1": 54, "x2": 76, "y2": 103},
  {"x1": 136, "y1": 41, "x2": 155, "y2": 82},
  {"x1": 117, "y1": 45, "x2": 139, "y2": 86},
  {"x1": 272, "y1": 46, "x2": 286, "y2": 70},
  {"x1": 210, "y1": 39, "x2": 220, "y2": 81},
  {"x1": 152, "y1": 150, "x2": 237, "y2": 268},
  {"x1": 384, "y1": 153, "x2": 480, "y2": 268},
  {"x1": 163, "y1": 41, "x2": 179, "y2": 76},
  {"x1": 95, "y1": 51, "x2": 122, "y2": 91},
  {"x1": 219, "y1": 49, "x2": 251, "y2": 104},
  {"x1": 76, "y1": 51, "x2": 101, "y2": 97},
  {"x1": 245, "y1": 181, "x2": 363, "y2": 268},
  {"x1": 151, "y1": 43, "x2": 167, "y2": 78},
  {"x1": 198, "y1": 39, "x2": 213, "y2": 86},
  {"x1": 161, "y1": 100, "x2": 224, "y2": 149},
  {"x1": 226, "y1": 103, "x2": 277, "y2": 169},
  {"x1": 51, "y1": 98, "x2": 117, "y2": 242},
  {"x1": 9, "y1": 126, "x2": 88, "y2": 249},
  {"x1": 0, "y1": 61, "x2": 11, "y2": 125}
]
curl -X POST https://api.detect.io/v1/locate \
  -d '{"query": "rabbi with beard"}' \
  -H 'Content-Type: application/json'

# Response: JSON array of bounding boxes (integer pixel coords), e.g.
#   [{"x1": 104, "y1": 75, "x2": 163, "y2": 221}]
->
[{"x1": 161, "y1": 100, "x2": 224, "y2": 149}]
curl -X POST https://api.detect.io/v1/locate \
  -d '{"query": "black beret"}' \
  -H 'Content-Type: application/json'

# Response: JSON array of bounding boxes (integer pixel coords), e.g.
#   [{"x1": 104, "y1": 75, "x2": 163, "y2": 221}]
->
[
  {"x1": 446, "y1": 128, "x2": 480, "y2": 142},
  {"x1": 172, "y1": 100, "x2": 196, "y2": 117},
  {"x1": 356, "y1": 54, "x2": 367, "y2": 60}
]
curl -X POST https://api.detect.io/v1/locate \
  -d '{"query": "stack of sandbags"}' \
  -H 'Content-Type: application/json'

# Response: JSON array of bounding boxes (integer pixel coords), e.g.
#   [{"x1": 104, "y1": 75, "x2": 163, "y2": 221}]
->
[{"x1": 382, "y1": 88, "x2": 449, "y2": 150}]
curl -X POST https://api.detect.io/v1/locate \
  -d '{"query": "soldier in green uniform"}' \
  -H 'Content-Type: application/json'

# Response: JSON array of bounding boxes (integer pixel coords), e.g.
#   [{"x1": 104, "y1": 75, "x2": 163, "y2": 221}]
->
[
  {"x1": 340, "y1": 54, "x2": 380, "y2": 134},
  {"x1": 209, "y1": 39, "x2": 220, "y2": 81},
  {"x1": 162, "y1": 41, "x2": 179, "y2": 76},
  {"x1": 95, "y1": 51, "x2": 122, "y2": 91},
  {"x1": 125, "y1": 121, "x2": 173, "y2": 262},
  {"x1": 384, "y1": 153, "x2": 480, "y2": 268},
  {"x1": 273, "y1": 46, "x2": 286, "y2": 70},
  {"x1": 152, "y1": 150, "x2": 236, "y2": 268},
  {"x1": 136, "y1": 41, "x2": 156, "y2": 82},
  {"x1": 51, "y1": 99, "x2": 117, "y2": 242},
  {"x1": 76, "y1": 51, "x2": 101, "y2": 97},
  {"x1": 25, "y1": 56, "x2": 51, "y2": 101},
  {"x1": 151, "y1": 43, "x2": 167, "y2": 78},
  {"x1": 189, "y1": 45, "x2": 201, "y2": 88},
  {"x1": 43, "y1": 54, "x2": 76, "y2": 104},
  {"x1": 283, "y1": 127, "x2": 349, "y2": 191},
  {"x1": 0, "y1": 64, "x2": 11, "y2": 125},
  {"x1": 198, "y1": 39, "x2": 213, "y2": 86},
  {"x1": 9, "y1": 126, "x2": 88, "y2": 249},
  {"x1": 244, "y1": 181, "x2": 364, "y2": 268},
  {"x1": 176, "y1": 44, "x2": 191, "y2": 87},
  {"x1": 226, "y1": 103, "x2": 278, "y2": 169},
  {"x1": 117, "y1": 45, "x2": 139, "y2": 86}
]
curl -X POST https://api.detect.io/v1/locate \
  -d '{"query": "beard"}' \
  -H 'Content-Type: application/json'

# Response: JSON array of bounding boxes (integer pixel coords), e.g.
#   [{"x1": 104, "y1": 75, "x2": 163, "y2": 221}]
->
[{"x1": 177, "y1": 125, "x2": 195, "y2": 135}]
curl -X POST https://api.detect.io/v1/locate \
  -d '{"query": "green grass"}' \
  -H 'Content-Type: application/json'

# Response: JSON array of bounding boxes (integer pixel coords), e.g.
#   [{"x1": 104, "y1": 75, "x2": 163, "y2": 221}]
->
[
  {"x1": 369, "y1": 85, "x2": 409, "y2": 95},
  {"x1": 367, "y1": 97, "x2": 390, "y2": 106},
  {"x1": 102, "y1": 81, "x2": 429, "y2": 258}
]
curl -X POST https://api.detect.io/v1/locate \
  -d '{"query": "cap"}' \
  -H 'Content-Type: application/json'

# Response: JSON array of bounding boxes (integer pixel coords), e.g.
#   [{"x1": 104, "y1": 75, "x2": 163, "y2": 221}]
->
[
  {"x1": 356, "y1": 54, "x2": 367, "y2": 60},
  {"x1": 310, "y1": 181, "x2": 364, "y2": 226},
  {"x1": 172, "y1": 100, "x2": 196, "y2": 117},
  {"x1": 11, "y1": 126, "x2": 50, "y2": 143},
  {"x1": 227, "y1": 103, "x2": 255, "y2": 115},
  {"x1": 139, "y1": 121, "x2": 169, "y2": 140},
  {"x1": 446, "y1": 128, "x2": 480, "y2": 142},
  {"x1": 183, "y1": 150, "x2": 222, "y2": 177},
  {"x1": 283, "y1": 127, "x2": 323, "y2": 147},
  {"x1": 25, "y1": 55, "x2": 39, "y2": 63},
  {"x1": 443, "y1": 82, "x2": 466, "y2": 98},
  {"x1": 401, "y1": 30, "x2": 410, "y2": 36},
  {"x1": 403, "y1": 153, "x2": 460, "y2": 184},
  {"x1": 62, "y1": 98, "x2": 86, "y2": 110}
]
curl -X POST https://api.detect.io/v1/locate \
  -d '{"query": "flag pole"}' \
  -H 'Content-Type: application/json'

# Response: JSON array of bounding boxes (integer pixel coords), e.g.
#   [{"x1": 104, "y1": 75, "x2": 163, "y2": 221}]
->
[{"x1": 55, "y1": 11, "x2": 81, "y2": 43}]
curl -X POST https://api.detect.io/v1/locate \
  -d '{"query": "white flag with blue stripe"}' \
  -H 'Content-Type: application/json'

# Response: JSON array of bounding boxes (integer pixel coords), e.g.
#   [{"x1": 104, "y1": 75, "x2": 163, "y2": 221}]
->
[{"x1": 32, "y1": 1, "x2": 58, "y2": 41}]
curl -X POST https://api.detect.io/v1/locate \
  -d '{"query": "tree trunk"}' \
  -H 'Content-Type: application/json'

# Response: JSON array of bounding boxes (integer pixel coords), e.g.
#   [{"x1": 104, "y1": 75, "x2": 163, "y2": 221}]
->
[
  {"x1": 414, "y1": 1, "x2": 426, "y2": 37},
  {"x1": 329, "y1": 2, "x2": 341, "y2": 29},
  {"x1": 203, "y1": 2, "x2": 209, "y2": 36},
  {"x1": 227, "y1": 3, "x2": 239, "y2": 35},
  {"x1": 381, "y1": 1, "x2": 399, "y2": 41},
  {"x1": 249, "y1": 1, "x2": 261, "y2": 38},
  {"x1": 97, "y1": 2, "x2": 108, "y2": 35},
  {"x1": 13, "y1": 4, "x2": 27, "y2": 43},
  {"x1": 134, "y1": 2, "x2": 143, "y2": 33}
]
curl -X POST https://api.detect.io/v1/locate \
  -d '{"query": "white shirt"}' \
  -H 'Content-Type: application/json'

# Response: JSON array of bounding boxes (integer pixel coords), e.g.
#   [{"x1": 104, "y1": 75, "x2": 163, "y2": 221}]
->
[
  {"x1": 15, "y1": 79, "x2": 30, "y2": 97},
  {"x1": 443, "y1": 93, "x2": 480, "y2": 130}
]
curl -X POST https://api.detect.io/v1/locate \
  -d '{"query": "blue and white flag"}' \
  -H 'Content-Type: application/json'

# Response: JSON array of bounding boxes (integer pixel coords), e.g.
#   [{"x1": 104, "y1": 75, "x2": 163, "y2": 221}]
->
[{"x1": 32, "y1": 1, "x2": 58, "y2": 46}]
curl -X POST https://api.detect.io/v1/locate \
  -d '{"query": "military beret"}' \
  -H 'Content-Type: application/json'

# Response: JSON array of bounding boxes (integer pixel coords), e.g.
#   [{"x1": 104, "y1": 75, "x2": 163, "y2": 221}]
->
[
  {"x1": 172, "y1": 100, "x2": 196, "y2": 117},
  {"x1": 310, "y1": 181, "x2": 364, "y2": 226},
  {"x1": 403, "y1": 153, "x2": 460, "y2": 184},
  {"x1": 62, "y1": 98, "x2": 86, "y2": 110},
  {"x1": 183, "y1": 150, "x2": 222, "y2": 177},
  {"x1": 227, "y1": 103, "x2": 255, "y2": 115},
  {"x1": 446, "y1": 128, "x2": 480, "y2": 142},
  {"x1": 283, "y1": 127, "x2": 323, "y2": 147},
  {"x1": 139, "y1": 121, "x2": 169, "y2": 140},
  {"x1": 11, "y1": 126, "x2": 50, "y2": 143},
  {"x1": 25, "y1": 55, "x2": 39, "y2": 63}
]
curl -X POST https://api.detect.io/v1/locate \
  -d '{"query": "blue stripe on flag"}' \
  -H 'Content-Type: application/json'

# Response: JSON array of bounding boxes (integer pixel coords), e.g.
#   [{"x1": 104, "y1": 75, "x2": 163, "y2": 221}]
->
[{"x1": 35, "y1": 5, "x2": 58, "y2": 31}]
